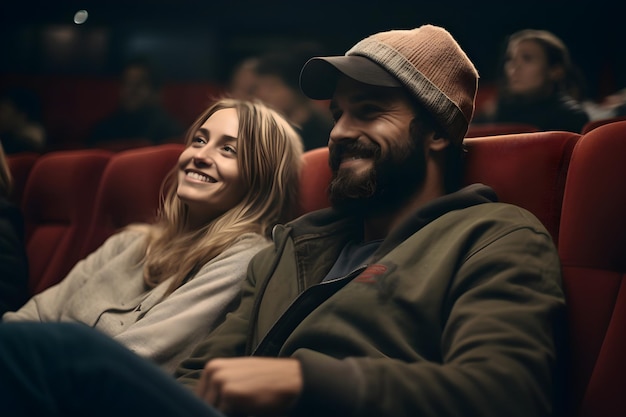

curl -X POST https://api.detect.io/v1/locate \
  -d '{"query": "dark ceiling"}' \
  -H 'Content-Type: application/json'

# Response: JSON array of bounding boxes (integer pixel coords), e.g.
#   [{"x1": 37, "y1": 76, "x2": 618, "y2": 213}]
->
[{"x1": 0, "y1": 0, "x2": 622, "y2": 96}]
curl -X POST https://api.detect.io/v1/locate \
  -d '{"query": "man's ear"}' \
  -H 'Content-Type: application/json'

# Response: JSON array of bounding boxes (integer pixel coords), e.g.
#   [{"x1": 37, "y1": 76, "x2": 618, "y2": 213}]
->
[{"x1": 428, "y1": 134, "x2": 450, "y2": 151}]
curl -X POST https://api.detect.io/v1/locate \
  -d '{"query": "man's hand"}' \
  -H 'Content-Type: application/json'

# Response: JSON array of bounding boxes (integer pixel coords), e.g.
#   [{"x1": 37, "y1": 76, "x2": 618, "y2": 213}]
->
[{"x1": 195, "y1": 357, "x2": 303, "y2": 416}]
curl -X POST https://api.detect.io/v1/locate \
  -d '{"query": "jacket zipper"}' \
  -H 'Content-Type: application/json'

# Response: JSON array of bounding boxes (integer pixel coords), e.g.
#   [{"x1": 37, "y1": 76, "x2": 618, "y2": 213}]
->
[{"x1": 251, "y1": 264, "x2": 368, "y2": 356}]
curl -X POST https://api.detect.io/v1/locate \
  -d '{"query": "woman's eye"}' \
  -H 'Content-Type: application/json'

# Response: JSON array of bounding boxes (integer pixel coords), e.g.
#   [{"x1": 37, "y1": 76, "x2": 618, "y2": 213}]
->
[
  {"x1": 223, "y1": 145, "x2": 237, "y2": 154},
  {"x1": 192, "y1": 136, "x2": 206, "y2": 145}
]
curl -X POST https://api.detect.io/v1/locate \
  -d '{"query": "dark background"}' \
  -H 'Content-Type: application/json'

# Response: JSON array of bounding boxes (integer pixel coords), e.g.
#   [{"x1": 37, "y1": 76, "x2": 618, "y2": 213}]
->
[{"x1": 0, "y1": 0, "x2": 622, "y2": 99}]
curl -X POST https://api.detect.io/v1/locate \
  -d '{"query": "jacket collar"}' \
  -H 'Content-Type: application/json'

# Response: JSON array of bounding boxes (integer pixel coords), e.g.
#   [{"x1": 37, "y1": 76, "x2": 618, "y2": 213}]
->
[{"x1": 281, "y1": 183, "x2": 496, "y2": 241}]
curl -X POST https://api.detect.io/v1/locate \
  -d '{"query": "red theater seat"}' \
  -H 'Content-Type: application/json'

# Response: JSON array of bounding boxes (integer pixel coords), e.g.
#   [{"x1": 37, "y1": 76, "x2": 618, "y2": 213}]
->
[
  {"x1": 466, "y1": 122, "x2": 540, "y2": 137},
  {"x1": 297, "y1": 131, "x2": 581, "y2": 246},
  {"x1": 558, "y1": 120, "x2": 626, "y2": 417},
  {"x1": 80, "y1": 143, "x2": 184, "y2": 258},
  {"x1": 580, "y1": 114, "x2": 626, "y2": 134},
  {"x1": 89, "y1": 137, "x2": 155, "y2": 152},
  {"x1": 21, "y1": 149, "x2": 113, "y2": 294},
  {"x1": 297, "y1": 147, "x2": 332, "y2": 216},
  {"x1": 11, "y1": 123, "x2": 623, "y2": 416},
  {"x1": 463, "y1": 131, "x2": 580, "y2": 245},
  {"x1": 162, "y1": 82, "x2": 223, "y2": 127}
]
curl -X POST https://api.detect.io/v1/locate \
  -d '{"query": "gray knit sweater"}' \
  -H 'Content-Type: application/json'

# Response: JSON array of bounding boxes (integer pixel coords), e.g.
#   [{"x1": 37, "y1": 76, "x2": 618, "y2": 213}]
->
[{"x1": 3, "y1": 229, "x2": 270, "y2": 373}]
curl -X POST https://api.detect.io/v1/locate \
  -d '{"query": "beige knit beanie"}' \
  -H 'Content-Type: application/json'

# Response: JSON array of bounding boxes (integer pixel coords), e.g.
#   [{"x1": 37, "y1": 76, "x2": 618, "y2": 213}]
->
[{"x1": 300, "y1": 24, "x2": 479, "y2": 144}]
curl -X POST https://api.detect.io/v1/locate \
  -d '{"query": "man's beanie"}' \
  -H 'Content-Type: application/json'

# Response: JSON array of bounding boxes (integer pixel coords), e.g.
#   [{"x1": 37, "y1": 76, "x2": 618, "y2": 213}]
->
[{"x1": 300, "y1": 25, "x2": 479, "y2": 144}]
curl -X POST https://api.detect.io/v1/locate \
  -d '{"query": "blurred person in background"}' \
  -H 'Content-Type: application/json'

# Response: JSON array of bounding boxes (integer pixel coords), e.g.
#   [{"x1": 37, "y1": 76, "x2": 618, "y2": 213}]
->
[
  {"x1": 252, "y1": 44, "x2": 334, "y2": 150},
  {"x1": 472, "y1": 29, "x2": 589, "y2": 132},
  {"x1": 592, "y1": 87, "x2": 626, "y2": 118},
  {"x1": 0, "y1": 141, "x2": 29, "y2": 315},
  {"x1": 88, "y1": 56, "x2": 184, "y2": 148},
  {"x1": 227, "y1": 56, "x2": 261, "y2": 101},
  {"x1": 0, "y1": 87, "x2": 46, "y2": 154}
]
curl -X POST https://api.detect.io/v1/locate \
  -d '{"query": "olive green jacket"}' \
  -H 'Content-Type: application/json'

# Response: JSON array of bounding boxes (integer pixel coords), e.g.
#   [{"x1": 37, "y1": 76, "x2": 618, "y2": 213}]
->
[{"x1": 176, "y1": 184, "x2": 566, "y2": 417}]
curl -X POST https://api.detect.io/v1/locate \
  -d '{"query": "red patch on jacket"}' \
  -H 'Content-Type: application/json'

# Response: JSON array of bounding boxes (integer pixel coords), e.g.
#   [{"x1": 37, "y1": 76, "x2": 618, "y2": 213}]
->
[{"x1": 354, "y1": 264, "x2": 388, "y2": 283}]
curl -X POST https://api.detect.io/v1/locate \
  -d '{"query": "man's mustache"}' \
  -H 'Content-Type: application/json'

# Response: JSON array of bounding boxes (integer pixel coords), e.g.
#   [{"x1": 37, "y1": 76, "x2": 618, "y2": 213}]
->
[{"x1": 329, "y1": 140, "x2": 380, "y2": 169}]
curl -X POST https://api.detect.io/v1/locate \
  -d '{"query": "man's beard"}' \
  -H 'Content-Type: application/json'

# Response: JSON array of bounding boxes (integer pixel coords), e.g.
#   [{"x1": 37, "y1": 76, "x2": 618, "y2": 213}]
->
[{"x1": 328, "y1": 129, "x2": 427, "y2": 215}]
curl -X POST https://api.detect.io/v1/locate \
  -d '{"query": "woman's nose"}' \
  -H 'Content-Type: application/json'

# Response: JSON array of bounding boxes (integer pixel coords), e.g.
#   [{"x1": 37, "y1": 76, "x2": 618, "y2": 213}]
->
[{"x1": 191, "y1": 148, "x2": 215, "y2": 166}]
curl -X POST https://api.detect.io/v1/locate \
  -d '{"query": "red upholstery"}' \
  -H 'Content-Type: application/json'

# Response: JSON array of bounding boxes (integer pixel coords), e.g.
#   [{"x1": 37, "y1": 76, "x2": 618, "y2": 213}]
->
[
  {"x1": 296, "y1": 132, "x2": 581, "y2": 247},
  {"x1": 463, "y1": 131, "x2": 580, "y2": 245},
  {"x1": 12, "y1": 125, "x2": 624, "y2": 417},
  {"x1": 161, "y1": 82, "x2": 223, "y2": 127},
  {"x1": 297, "y1": 147, "x2": 332, "y2": 216},
  {"x1": 466, "y1": 122, "x2": 540, "y2": 137},
  {"x1": 474, "y1": 82, "x2": 499, "y2": 116},
  {"x1": 80, "y1": 143, "x2": 184, "y2": 258},
  {"x1": 0, "y1": 74, "x2": 220, "y2": 149},
  {"x1": 580, "y1": 115, "x2": 626, "y2": 134},
  {"x1": 6, "y1": 151, "x2": 40, "y2": 205},
  {"x1": 90, "y1": 137, "x2": 157, "y2": 152},
  {"x1": 21, "y1": 149, "x2": 112, "y2": 294},
  {"x1": 0, "y1": 75, "x2": 121, "y2": 149},
  {"x1": 558, "y1": 120, "x2": 626, "y2": 417}
]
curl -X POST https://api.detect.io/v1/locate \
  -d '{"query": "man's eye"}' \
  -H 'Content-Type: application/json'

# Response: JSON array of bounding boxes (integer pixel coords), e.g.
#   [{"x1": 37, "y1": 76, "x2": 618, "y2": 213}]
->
[{"x1": 357, "y1": 106, "x2": 380, "y2": 119}]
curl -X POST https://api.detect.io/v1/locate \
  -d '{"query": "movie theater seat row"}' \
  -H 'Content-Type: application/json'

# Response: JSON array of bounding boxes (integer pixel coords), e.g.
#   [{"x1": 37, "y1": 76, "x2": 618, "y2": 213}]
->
[{"x1": 8, "y1": 121, "x2": 626, "y2": 417}]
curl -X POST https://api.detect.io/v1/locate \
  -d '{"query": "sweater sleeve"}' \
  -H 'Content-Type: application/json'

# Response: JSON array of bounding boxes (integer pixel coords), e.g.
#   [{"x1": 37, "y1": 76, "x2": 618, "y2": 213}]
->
[
  {"x1": 174, "y1": 241, "x2": 276, "y2": 388},
  {"x1": 2, "y1": 230, "x2": 143, "y2": 323},
  {"x1": 114, "y1": 233, "x2": 270, "y2": 374},
  {"x1": 291, "y1": 225, "x2": 566, "y2": 417}
]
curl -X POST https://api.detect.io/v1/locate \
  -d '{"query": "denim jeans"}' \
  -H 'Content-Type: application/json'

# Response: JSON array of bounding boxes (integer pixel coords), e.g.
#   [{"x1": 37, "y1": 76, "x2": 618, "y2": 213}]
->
[{"x1": 0, "y1": 321, "x2": 223, "y2": 417}]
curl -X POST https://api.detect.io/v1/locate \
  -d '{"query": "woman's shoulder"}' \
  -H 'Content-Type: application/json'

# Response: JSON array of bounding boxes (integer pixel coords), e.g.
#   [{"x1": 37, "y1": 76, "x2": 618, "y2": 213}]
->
[
  {"x1": 109, "y1": 227, "x2": 148, "y2": 243},
  {"x1": 229, "y1": 232, "x2": 271, "y2": 249},
  {"x1": 192, "y1": 232, "x2": 271, "y2": 276},
  {"x1": 93, "y1": 227, "x2": 148, "y2": 257},
  {"x1": 210, "y1": 232, "x2": 272, "y2": 262}
]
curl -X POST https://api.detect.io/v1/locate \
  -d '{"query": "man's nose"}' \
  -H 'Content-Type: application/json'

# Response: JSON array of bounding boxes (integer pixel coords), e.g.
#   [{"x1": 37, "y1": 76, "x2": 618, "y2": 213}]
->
[{"x1": 329, "y1": 114, "x2": 358, "y2": 144}]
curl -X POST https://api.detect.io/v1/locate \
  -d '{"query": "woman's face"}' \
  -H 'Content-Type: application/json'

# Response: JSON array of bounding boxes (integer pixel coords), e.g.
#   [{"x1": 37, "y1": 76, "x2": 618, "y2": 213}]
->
[
  {"x1": 504, "y1": 39, "x2": 556, "y2": 96},
  {"x1": 176, "y1": 108, "x2": 247, "y2": 226}
]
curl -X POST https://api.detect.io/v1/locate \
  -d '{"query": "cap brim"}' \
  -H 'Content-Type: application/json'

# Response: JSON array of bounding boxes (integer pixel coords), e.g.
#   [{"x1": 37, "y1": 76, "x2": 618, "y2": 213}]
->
[{"x1": 299, "y1": 55, "x2": 401, "y2": 100}]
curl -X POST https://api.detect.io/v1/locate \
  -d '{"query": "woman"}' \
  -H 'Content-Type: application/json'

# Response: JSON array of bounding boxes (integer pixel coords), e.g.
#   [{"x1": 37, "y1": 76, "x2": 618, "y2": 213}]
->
[
  {"x1": 473, "y1": 29, "x2": 589, "y2": 133},
  {"x1": 2, "y1": 98, "x2": 303, "y2": 373},
  {"x1": 0, "y1": 142, "x2": 29, "y2": 315}
]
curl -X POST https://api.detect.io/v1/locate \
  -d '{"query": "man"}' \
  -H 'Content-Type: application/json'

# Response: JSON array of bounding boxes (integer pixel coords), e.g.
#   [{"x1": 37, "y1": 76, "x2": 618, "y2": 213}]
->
[
  {"x1": 251, "y1": 45, "x2": 335, "y2": 151},
  {"x1": 88, "y1": 57, "x2": 184, "y2": 148},
  {"x1": 0, "y1": 25, "x2": 565, "y2": 417}
]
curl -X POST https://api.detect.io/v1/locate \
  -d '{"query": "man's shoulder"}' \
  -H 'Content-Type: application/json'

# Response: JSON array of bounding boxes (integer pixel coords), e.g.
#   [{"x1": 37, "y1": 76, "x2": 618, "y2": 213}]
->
[{"x1": 448, "y1": 201, "x2": 550, "y2": 235}]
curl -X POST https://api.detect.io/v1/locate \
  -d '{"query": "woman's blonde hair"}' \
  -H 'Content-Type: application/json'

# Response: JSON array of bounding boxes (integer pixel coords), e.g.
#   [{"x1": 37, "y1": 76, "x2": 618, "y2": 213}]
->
[
  {"x1": 138, "y1": 98, "x2": 303, "y2": 294},
  {"x1": 0, "y1": 142, "x2": 13, "y2": 199}
]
